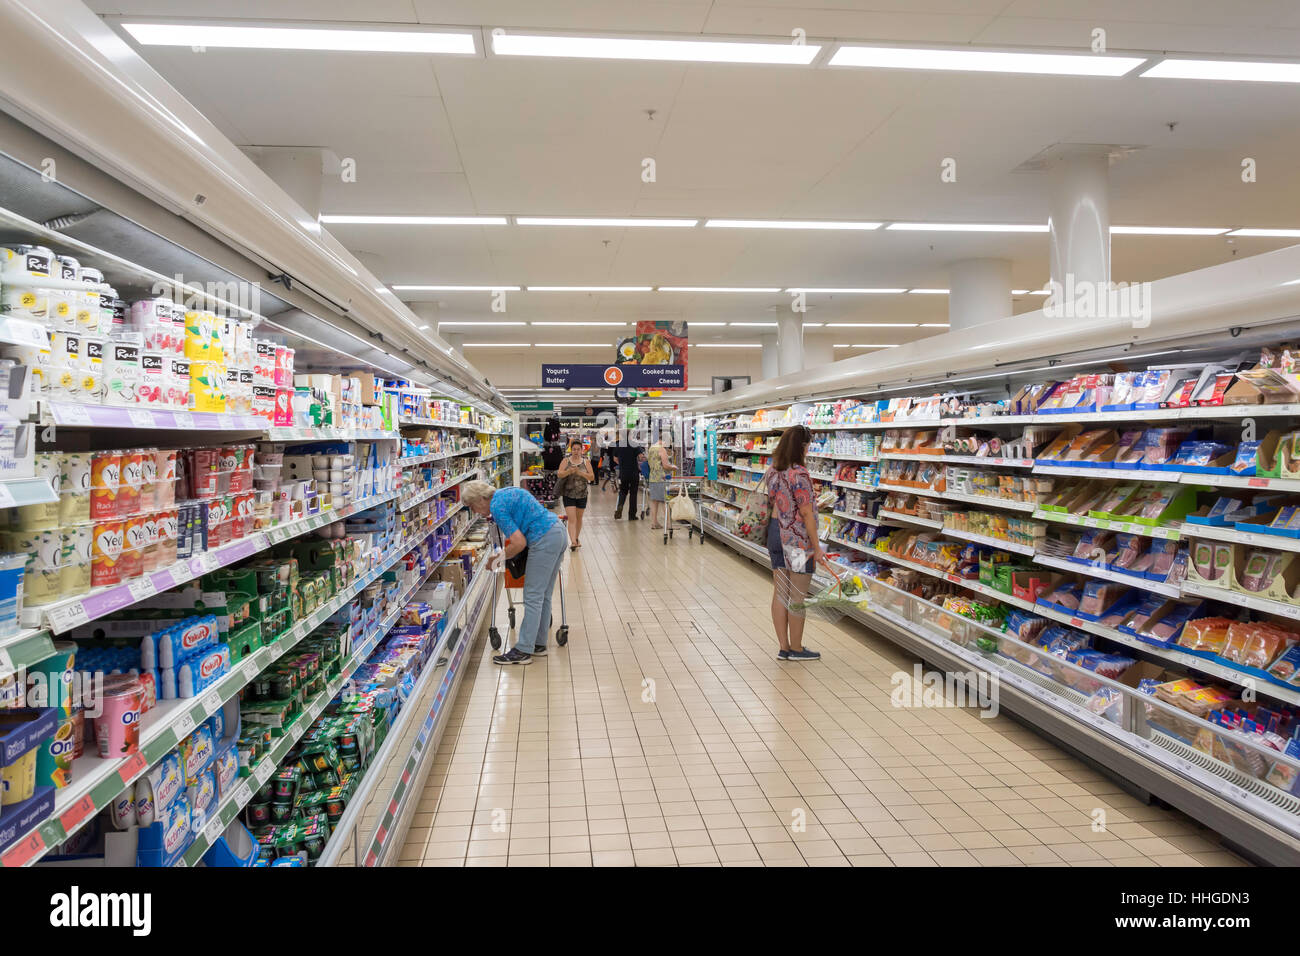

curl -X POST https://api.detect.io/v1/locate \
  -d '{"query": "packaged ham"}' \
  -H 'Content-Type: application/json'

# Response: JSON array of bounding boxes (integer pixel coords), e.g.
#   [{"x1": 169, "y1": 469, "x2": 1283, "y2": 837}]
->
[
  {"x1": 1177, "y1": 617, "x2": 1234, "y2": 655},
  {"x1": 1140, "y1": 600, "x2": 1201, "y2": 646},
  {"x1": 1043, "y1": 581, "x2": 1083, "y2": 611},
  {"x1": 1147, "y1": 539, "x2": 1179, "y2": 580},
  {"x1": 1078, "y1": 580, "x2": 1125, "y2": 617},
  {"x1": 1110, "y1": 533, "x2": 1146, "y2": 571}
]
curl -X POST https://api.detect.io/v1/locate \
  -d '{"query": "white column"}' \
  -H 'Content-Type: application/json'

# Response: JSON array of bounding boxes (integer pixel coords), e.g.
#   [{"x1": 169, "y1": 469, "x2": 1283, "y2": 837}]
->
[
  {"x1": 760, "y1": 333, "x2": 779, "y2": 380},
  {"x1": 1048, "y1": 149, "x2": 1110, "y2": 291},
  {"x1": 776, "y1": 316, "x2": 803, "y2": 376},
  {"x1": 949, "y1": 258, "x2": 1011, "y2": 332},
  {"x1": 248, "y1": 146, "x2": 338, "y2": 224}
]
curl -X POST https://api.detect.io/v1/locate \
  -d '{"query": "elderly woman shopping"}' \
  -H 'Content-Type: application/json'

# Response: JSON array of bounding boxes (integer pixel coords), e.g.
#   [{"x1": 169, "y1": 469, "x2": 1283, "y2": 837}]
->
[{"x1": 461, "y1": 480, "x2": 567, "y2": 665}]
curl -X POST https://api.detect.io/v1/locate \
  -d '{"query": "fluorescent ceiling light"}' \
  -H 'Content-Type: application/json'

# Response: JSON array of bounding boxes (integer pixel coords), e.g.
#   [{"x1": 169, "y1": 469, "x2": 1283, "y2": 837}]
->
[
  {"x1": 1141, "y1": 58, "x2": 1300, "y2": 83},
  {"x1": 1228, "y1": 228, "x2": 1300, "y2": 237},
  {"x1": 826, "y1": 322, "x2": 918, "y2": 328},
  {"x1": 417, "y1": 325, "x2": 430, "y2": 330},
  {"x1": 464, "y1": 342, "x2": 530, "y2": 347},
  {"x1": 888, "y1": 222, "x2": 1048, "y2": 233},
  {"x1": 688, "y1": 322, "x2": 728, "y2": 327},
  {"x1": 729, "y1": 322, "x2": 778, "y2": 327},
  {"x1": 801, "y1": 323, "x2": 824, "y2": 327},
  {"x1": 908, "y1": 288, "x2": 949, "y2": 294},
  {"x1": 531, "y1": 321, "x2": 629, "y2": 327},
  {"x1": 658, "y1": 287, "x2": 781, "y2": 293},
  {"x1": 787, "y1": 287, "x2": 906, "y2": 294},
  {"x1": 437, "y1": 321, "x2": 526, "y2": 326},
  {"x1": 920, "y1": 323, "x2": 951, "y2": 327},
  {"x1": 831, "y1": 45, "x2": 1144, "y2": 77},
  {"x1": 833, "y1": 343, "x2": 901, "y2": 348},
  {"x1": 705, "y1": 219, "x2": 881, "y2": 230},
  {"x1": 526, "y1": 286, "x2": 652, "y2": 292},
  {"x1": 121, "y1": 23, "x2": 477, "y2": 54},
  {"x1": 492, "y1": 32, "x2": 820, "y2": 65},
  {"x1": 516, "y1": 217, "x2": 697, "y2": 227},
  {"x1": 395, "y1": 284, "x2": 520, "y2": 291},
  {"x1": 321, "y1": 215, "x2": 506, "y2": 225},
  {"x1": 693, "y1": 343, "x2": 762, "y2": 348},
  {"x1": 1110, "y1": 225, "x2": 1229, "y2": 235},
  {"x1": 1027, "y1": 290, "x2": 1051, "y2": 296},
  {"x1": 1011, "y1": 290, "x2": 1031, "y2": 295}
]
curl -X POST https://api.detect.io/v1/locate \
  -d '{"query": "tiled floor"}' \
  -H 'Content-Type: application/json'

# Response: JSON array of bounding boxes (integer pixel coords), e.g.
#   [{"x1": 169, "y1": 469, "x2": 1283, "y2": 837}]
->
[{"x1": 401, "y1": 488, "x2": 1249, "y2": 867}]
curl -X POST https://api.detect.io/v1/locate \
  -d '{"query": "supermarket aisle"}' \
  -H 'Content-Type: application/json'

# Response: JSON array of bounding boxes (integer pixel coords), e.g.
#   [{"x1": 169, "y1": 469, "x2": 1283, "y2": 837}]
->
[{"x1": 402, "y1": 490, "x2": 1248, "y2": 867}]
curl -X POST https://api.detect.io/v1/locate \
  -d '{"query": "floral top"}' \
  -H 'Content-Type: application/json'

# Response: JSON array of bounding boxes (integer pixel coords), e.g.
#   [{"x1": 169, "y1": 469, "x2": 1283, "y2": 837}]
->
[
  {"x1": 764, "y1": 465, "x2": 814, "y2": 553},
  {"x1": 648, "y1": 443, "x2": 667, "y2": 482}
]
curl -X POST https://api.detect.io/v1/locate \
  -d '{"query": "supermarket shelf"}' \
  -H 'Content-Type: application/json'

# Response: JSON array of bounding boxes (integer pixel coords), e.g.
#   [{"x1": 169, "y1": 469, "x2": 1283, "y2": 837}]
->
[
  {"x1": 877, "y1": 509, "x2": 943, "y2": 529},
  {"x1": 809, "y1": 451, "x2": 878, "y2": 463},
  {"x1": 2, "y1": 509, "x2": 460, "y2": 868},
  {"x1": 398, "y1": 469, "x2": 478, "y2": 512},
  {"x1": 181, "y1": 517, "x2": 485, "y2": 866},
  {"x1": 1035, "y1": 509, "x2": 1181, "y2": 540},
  {"x1": 879, "y1": 452, "x2": 953, "y2": 463},
  {"x1": 826, "y1": 533, "x2": 871, "y2": 552},
  {"x1": 0, "y1": 475, "x2": 57, "y2": 509},
  {"x1": 0, "y1": 627, "x2": 55, "y2": 679},
  {"x1": 939, "y1": 454, "x2": 1034, "y2": 468},
  {"x1": 702, "y1": 489, "x2": 739, "y2": 505},
  {"x1": 1176, "y1": 522, "x2": 1300, "y2": 552},
  {"x1": 319, "y1": 549, "x2": 492, "y2": 867},
  {"x1": 268, "y1": 426, "x2": 397, "y2": 442},
  {"x1": 399, "y1": 417, "x2": 485, "y2": 431},
  {"x1": 1033, "y1": 463, "x2": 1177, "y2": 482},
  {"x1": 46, "y1": 402, "x2": 265, "y2": 432},
  {"x1": 720, "y1": 462, "x2": 765, "y2": 474},
  {"x1": 831, "y1": 509, "x2": 884, "y2": 526},
  {"x1": 1033, "y1": 552, "x2": 1182, "y2": 598},
  {"x1": 808, "y1": 419, "x2": 942, "y2": 431},
  {"x1": 1186, "y1": 473, "x2": 1300, "y2": 492},
  {"x1": 876, "y1": 482, "x2": 940, "y2": 498},
  {"x1": 714, "y1": 476, "x2": 758, "y2": 493},
  {"x1": 478, "y1": 448, "x2": 513, "y2": 460},
  {"x1": 942, "y1": 490, "x2": 1040, "y2": 513},
  {"x1": 943, "y1": 527, "x2": 1038, "y2": 555},
  {"x1": 397, "y1": 448, "x2": 478, "y2": 468},
  {"x1": 27, "y1": 487, "x2": 404, "y2": 635},
  {"x1": 1182, "y1": 579, "x2": 1300, "y2": 622},
  {"x1": 832, "y1": 479, "x2": 878, "y2": 492}
]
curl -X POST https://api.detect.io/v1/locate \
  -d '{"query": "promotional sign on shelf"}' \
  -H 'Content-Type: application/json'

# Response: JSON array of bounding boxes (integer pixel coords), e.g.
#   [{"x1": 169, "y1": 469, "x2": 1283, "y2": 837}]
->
[
  {"x1": 542, "y1": 364, "x2": 684, "y2": 389},
  {"x1": 706, "y1": 423, "x2": 718, "y2": 480}
]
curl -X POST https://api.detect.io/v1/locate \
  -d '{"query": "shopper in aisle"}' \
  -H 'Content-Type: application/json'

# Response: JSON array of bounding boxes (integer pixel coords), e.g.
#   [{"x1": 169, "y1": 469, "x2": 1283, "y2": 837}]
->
[
  {"x1": 646, "y1": 435, "x2": 677, "y2": 529},
  {"x1": 614, "y1": 439, "x2": 643, "y2": 520},
  {"x1": 557, "y1": 439, "x2": 593, "y2": 550},
  {"x1": 764, "y1": 426, "x2": 833, "y2": 662},
  {"x1": 462, "y1": 480, "x2": 566, "y2": 665}
]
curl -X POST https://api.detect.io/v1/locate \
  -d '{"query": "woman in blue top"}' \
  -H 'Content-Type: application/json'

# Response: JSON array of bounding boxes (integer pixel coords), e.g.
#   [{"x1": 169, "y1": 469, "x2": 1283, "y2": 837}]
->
[{"x1": 462, "y1": 480, "x2": 566, "y2": 665}]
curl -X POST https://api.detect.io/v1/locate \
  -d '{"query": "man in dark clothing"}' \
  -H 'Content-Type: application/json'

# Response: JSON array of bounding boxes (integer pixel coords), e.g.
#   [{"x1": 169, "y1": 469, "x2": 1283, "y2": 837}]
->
[{"x1": 614, "y1": 442, "x2": 642, "y2": 520}]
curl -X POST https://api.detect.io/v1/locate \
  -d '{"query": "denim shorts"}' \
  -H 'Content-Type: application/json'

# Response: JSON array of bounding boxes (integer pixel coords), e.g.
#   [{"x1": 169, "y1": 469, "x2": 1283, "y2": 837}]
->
[{"x1": 767, "y1": 520, "x2": 813, "y2": 574}]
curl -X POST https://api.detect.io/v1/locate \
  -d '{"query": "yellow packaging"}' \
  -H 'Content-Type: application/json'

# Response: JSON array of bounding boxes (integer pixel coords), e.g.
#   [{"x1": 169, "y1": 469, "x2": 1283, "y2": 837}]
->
[
  {"x1": 184, "y1": 310, "x2": 223, "y2": 363},
  {"x1": 189, "y1": 360, "x2": 227, "y2": 413}
]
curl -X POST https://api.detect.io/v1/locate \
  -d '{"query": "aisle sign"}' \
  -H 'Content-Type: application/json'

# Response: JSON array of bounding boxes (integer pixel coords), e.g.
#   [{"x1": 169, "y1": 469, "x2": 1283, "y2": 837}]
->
[
  {"x1": 541, "y1": 364, "x2": 684, "y2": 389},
  {"x1": 706, "y1": 424, "x2": 718, "y2": 480},
  {"x1": 510, "y1": 401, "x2": 553, "y2": 411}
]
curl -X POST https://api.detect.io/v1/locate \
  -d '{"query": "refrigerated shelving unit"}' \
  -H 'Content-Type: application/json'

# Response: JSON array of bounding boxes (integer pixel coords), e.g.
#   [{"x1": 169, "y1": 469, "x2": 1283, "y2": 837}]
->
[
  {"x1": 689, "y1": 247, "x2": 1300, "y2": 867},
  {"x1": 0, "y1": 6, "x2": 516, "y2": 868}
]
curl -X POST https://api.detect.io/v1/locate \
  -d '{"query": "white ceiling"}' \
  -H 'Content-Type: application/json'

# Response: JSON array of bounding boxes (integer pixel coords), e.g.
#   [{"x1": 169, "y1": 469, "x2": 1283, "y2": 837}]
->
[{"x1": 87, "y1": 0, "x2": 1300, "y2": 375}]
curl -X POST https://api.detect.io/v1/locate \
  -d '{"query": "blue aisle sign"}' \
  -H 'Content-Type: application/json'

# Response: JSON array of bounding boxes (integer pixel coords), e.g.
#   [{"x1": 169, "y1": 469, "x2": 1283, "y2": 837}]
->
[
  {"x1": 542, "y1": 364, "x2": 684, "y2": 389},
  {"x1": 706, "y1": 424, "x2": 718, "y2": 480}
]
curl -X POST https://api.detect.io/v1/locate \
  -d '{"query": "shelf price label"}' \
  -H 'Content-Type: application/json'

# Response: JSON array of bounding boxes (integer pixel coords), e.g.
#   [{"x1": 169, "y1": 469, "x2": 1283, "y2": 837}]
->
[
  {"x1": 117, "y1": 751, "x2": 147, "y2": 785},
  {"x1": 46, "y1": 602, "x2": 90, "y2": 634},
  {"x1": 173, "y1": 711, "x2": 196, "y2": 740},
  {"x1": 201, "y1": 690, "x2": 223, "y2": 716},
  {"x1": 59, "y1": 794, "x2": 97, "y2": 834},
  {"x1": 52, "y1": 403, "x2": 93, "y2": 427},
  {"x1": 173, "y1": 411, "x2": 195, "y2": 429},
  {"x1": 127, "y1": 409, "x2": 156, "y2": 428},
  {"x1": 232, "y1": 781, "x2": 253, "y2": 808},
  {"x1": 254, "y1": 761, "x2": 273, "y2": 785},
  {"x1": 1, "y1": 831, "x2": 45, "y2": 867},
  {"x1": 127, "y1": 579, "x2": 154, "y2": 603},
  {"x1": 203, "y1": 816, "x2": 225, "y2": 847}
]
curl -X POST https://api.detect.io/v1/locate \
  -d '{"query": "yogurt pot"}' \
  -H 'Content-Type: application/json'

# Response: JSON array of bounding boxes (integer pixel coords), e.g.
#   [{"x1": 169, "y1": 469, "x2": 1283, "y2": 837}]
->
[
  {"x1": 43, "y1": 713, "x2": 79, "y2": 788},
  {"x1": 118, "y1": 448, "x2": 145, "y2": 517},
  {"x1": 90, "y1": 450, "x2": 121, "y2": 519},
  {"x1": 120, "y1": 513, "x2": 146, "y2": 579},
  {"x1": 0, "y1": 244, "x2": 54, "y2": 321},
  {"x1": 1, "y1": 747, "x2": 36, "y2": 805},
  {"x1": 91, "y1": 518, "x2": 124, "y2": 587},
  {"x1": 75, "y1": 266, "x2": 104, "y2": 332},
  {"x1": 59, "y1": 524, "x2": 92, "y2": 600},
  {"x1": 95, "y1": 674, "x2": 144, "y2": 758},
  {"x1": 30, "y1": 640, "x2": 76, "y2": 715},
  {"x1": 59, "y1": 452, "x2": 92, "y2": 526},
  {"x1": 153, "y1": 449, "x2": 177, "y2": 508}
]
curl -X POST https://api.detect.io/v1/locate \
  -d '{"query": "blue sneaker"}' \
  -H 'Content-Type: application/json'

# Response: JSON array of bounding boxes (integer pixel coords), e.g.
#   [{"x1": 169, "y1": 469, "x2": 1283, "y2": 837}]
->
[
  {"x1": 531, "y1": 645, "x2": 548, "y2": 657},
  {"x1": 776, "y1": 648, "x2": 792, "y2": 661},
  {"x1": 787, "y1": 648, "x2": 820, "y2": 662},
  {"x1": 493, "y1": 648, "x2": 532, "y2": 666}
]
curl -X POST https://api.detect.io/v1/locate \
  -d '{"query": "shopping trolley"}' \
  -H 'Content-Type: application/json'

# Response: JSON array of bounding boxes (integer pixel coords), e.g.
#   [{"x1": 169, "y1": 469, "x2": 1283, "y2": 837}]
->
[
  {"x1": 520, "y1": 470, "x2": 559, "y2": 509},
  {"x1": 487, "y1": 516, "x2": 570, "y2": 651},
  {"x1": 662, "y1": 475, "x2": 706, "y2": 546}
]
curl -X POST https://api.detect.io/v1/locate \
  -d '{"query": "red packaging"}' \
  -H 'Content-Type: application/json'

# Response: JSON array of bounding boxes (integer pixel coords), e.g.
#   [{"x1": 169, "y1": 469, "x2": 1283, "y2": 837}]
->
[
  {"x1": 120, "y1": 513, "x2": 145, "y2": 579},
  {"x1": 118, "y1": 449, "x2": 144, "y2": 517},
  {"x1": 273, "y1": 345, "x2": 293, "y2": 386},
  {"x1": 190, "y1": 447, "x2": 220, "y2": 498}
]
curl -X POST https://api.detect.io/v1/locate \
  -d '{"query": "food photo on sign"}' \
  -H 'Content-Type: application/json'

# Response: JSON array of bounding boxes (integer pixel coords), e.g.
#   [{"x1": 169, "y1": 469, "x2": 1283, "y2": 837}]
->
[{"x1": 615, "y1": 321, "x2": 687, "y2": 388}]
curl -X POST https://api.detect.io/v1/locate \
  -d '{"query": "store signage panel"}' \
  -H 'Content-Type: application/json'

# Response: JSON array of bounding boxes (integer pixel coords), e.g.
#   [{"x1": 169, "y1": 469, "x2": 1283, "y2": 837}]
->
[{"x1": 541, "y1": 364, "x2": 684, "y2": 389}]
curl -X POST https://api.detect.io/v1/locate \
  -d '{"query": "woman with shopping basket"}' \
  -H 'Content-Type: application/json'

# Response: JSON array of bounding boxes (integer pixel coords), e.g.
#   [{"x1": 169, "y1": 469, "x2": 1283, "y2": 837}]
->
[
  {"x1": 462, "y1": 480, "x2": 567, "y2": 666},
  {"x1": 748, "y1": 426, "x2": 835, "y2": 662}
]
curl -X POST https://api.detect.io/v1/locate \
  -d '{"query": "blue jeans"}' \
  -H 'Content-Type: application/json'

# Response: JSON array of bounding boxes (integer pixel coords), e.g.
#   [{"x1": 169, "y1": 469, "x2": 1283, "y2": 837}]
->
[{"x1": 515, "y1": 523, "x2": 567, "y2": 654}]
